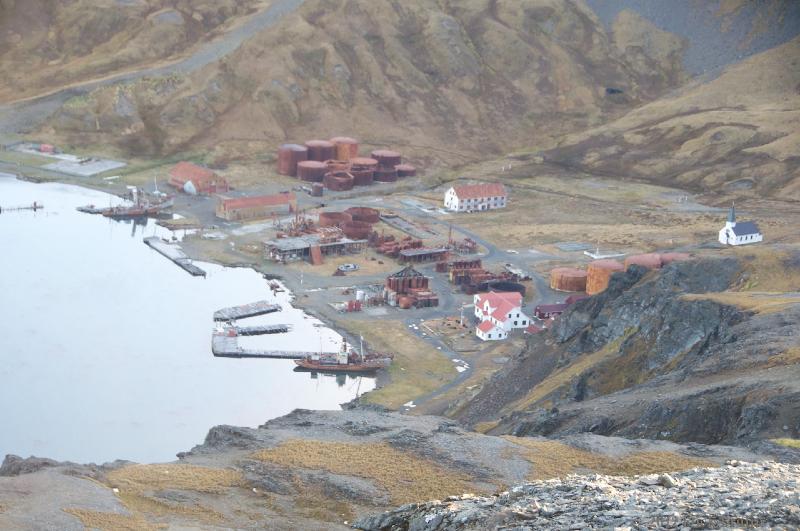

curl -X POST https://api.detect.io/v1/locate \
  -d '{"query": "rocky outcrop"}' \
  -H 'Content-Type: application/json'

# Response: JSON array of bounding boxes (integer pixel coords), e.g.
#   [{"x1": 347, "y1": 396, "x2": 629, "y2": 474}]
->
[
  {"x1": 458, "y1": 257, "x2": 800, "y2": 445},
  {"x1": 355, "y1": 461, "x2": 800, "y2": 530}
]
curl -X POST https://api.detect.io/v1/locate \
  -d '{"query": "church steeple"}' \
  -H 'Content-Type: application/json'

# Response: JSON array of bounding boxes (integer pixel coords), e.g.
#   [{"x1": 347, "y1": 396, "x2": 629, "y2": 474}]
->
[{"x1": 727, "y1": 202, "x2": 736, "y2": 225}]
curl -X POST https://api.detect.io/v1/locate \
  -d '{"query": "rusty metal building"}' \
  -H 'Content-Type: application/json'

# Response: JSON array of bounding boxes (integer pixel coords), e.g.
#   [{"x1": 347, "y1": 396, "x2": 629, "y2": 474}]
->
[{"x1": 216, "y1": 192, "x2": 296, "y2": 221}]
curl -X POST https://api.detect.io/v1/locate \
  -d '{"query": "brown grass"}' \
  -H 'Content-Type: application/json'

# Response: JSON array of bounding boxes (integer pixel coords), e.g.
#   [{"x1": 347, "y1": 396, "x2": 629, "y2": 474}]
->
[
  {"x1": 733, "y1": 248, "x2": 800, "y2": 292},
  {"x1": 504, "y1": 437, "x2": 713, "y2": 480},
  {"x1": 765, "y1": 347, "x2": 800, "y2": 368},
  {"x1": 106, "y1": 464, "x2": 244, "y2": 494},
  {"x1": 63, "y1": 508, "x2": 162, "y2": 531},
  {"x1": 252, "y1": 440, "x2": 475, "y2": 505},
  {"x1": 344, "y1": 320, "x2": 457, "y2": 409},
  {"x1": 291, "y1": 477, "x2": 356, "y2": 523},
  {"x1": 682, "y1": 292, "x2": 800, "y2": 315},
  {"x1": 772, "y1": 438, "x2": 800, "y2": 449}
]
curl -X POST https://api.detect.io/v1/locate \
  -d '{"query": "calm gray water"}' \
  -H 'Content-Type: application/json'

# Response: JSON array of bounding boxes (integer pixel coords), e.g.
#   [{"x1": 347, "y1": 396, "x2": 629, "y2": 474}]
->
[{"x1": 0, "y1": 177, "x2": 374, "y2": 463}]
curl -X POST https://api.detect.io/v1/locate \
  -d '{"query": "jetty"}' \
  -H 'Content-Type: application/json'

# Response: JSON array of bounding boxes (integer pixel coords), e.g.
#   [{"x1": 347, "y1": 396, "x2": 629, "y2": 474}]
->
[
  {"x1": 212, "y1": 330, "x2": 316, "y2": 359},
  {"x1": 0, "y1": 202, "x2": 44, "y2": 213},
  {"x1": 143, "y1": 236, "x2": 206, "y2": 277},
  {"x1": 213, "y1": 300, "x2": 281, "y2": 321},
  {"x1": 233, "y1": 324, "x2": 291, "y2": 335}
]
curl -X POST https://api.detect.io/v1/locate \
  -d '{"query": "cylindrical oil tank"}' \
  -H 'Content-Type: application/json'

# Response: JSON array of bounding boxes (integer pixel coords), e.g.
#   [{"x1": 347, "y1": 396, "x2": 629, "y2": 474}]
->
[
  {"x1": 277, "y1": 144, "x2": 308, "y2": 176},
  {"x1": 370, "y1": 149, "x2": 402, "y2": 168},
  {"x1": 341, "y1": 220, "x2": 372, "y2": 239},
  {"x1": 351, "y1": 169, "x2": 374, "y2": 186},
  {"x1": 325, "y1": 159, "x2": 351, "y2": 172},
  {"x1": 297, "y1": 160, "x2": 327, "y2": 182},
  {"x1": 586, "y1": 259, "x2": 624, "y2": 295},
  {"x1": 323, "y1": 171, "x2": 355, "y2": 192},
  {"x1": 350, "y1": 157, "x2": 378, "y2": 170},
  {"x1": 373, "y1": 167, "x2": 398, "y2": 182},
  {"x1": 305, "y1": 140, "x2": 336, "y2": 162},
  {"x1": 329, "y1": 136, "x2": 359, "y2": 160},
  {"x1": 395, "y1": 164, "x2": 417, "y2": 177},
  {"x1": 311, "y1": 183, "x2": 324, "y2": 197},
  {"x1": 550, "y1": 267, "x2": 588, "y2": 292},
  {"x1": 398, "y1": 296, "x2": 416, "y2": 310},
  {"x1": 661, "y1": 252, "x2": 691, "y2": 265},
  {"x1": 624, "y1": 253, "x2": 662, "y2": 271},
  {"x1": 345, "y1": 207, "x2": 380, "y2": 224},
  {"x1": 318, "y1": 211, "x2": 352, "y2": 227}
]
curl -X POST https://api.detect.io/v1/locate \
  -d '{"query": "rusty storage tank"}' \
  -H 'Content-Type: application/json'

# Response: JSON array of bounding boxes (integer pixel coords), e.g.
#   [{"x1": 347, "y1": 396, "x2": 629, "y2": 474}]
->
[
  {"x1": 310, "y1": 183, "x2": 324, "y2": 197},
  {"x1": 624, "y1": 253, "x2": 662, "y2": 271},
  {"x1": 318, "y1": 211, "x2": 353, "y2": 227},
  {"x1": 586, "y1": 259, "x2": 624, "y2": 295},
  {"x1": 373, "y1": 167, "x2": 398, "y2": 182},
  {"x1": 305, "y1": 140, "x2": 336, "y2": 162},
  {"x1": 351, "y1": 169, "x2": 374, "y2": 186},
  {"x1": 550, "y1": 267, "x2": 588, "y2": 292},
  {"x1": 325, "y1": 159, "x2": 352, "y2": 172},
  {"x1": 277, "y1": 144, "x2": 308, "y2": 176},
  {"x1": 297, "y1": 160, "x2": 327, "y2": 182},
  {"x1": 329, "y1": 136, "x2": 359, "y2": 160},
  {"x1": 323, "y1": 171, "x2": 355, "y2": 191},
  {"x1": 351, "y1": 157, "x2": 378, "y2": 170},
  {"x1": 398, "y1": 296, "x2": 416, "y2": 309},
  {"x1": 395, "y1": 164, "x2": 417, "y2": 178},
  {"x1": 341, "y1": 220, "x2": 372, "y2": 239},
  {"x1": 661, "y1": 252, "x2": 691, "y2": 265},
  {"x1": 345, "y1": 207, "x2": 380, "y2": 224},
  {"x1": 370, "y1": 149, "x2": 402, "y2": 168},
  {"x1": 478, "y1": 280, "x2": 526, "y2": 297}
]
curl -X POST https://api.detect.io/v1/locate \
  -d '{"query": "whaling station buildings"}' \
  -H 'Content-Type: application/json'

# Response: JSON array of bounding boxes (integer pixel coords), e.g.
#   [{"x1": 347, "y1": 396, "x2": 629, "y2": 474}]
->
[
  {"x1": 474, "y1": 291, "x2": 530, "y2": 341},
  {"x1": 444, "y1": 183, "x2": 507, "y2": 212},
  {"x1": 719, "y1": 204, "x2": 762, "y2": 246}
]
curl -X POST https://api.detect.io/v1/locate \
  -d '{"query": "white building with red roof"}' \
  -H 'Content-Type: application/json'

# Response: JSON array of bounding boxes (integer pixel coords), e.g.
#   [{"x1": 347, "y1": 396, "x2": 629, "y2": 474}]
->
[
  {"x1": 168, "y1": 161, "x2": 229, "y2": 195},
  {"x1": 473, "y1": 291, "x2": 530, "y2": 341},
  {"x1": 444, "y1": 182, "x2": 507, "y2": 212}
]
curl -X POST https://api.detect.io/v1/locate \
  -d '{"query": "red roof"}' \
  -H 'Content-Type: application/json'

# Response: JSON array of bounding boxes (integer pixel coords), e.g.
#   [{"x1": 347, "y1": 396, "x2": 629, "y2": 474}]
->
[
  {"x1": 476, "y1": 291, "x2": 523, "y2": 322},
  {"x1": 220, "y1": 193, "x2": 295, "y2": 211},
  {"x1": 453, "y1": 183, "x2": 506, "y2": 200},
  {"x1": 477, "y1": 320, "x2": 498, "y2": 333},
  {"x1": 169, "y1": 161, "x2": 217, "y2": 184},
  {"x1": 525, "y1": 324, "x2": 543, "y2": 334}
]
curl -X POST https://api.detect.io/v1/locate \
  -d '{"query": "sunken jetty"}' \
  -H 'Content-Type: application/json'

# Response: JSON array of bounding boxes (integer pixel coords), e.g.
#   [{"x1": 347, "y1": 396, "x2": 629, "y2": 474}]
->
[
  {"x1": 143, "y1": 236, "x2": 206, "y2": 277},
  {"x1": 211, "y1": 329, "x2": 312, "y2": 359},
  {"x1": 213, "y1": 300, "x2": 282, "y2": 321}
]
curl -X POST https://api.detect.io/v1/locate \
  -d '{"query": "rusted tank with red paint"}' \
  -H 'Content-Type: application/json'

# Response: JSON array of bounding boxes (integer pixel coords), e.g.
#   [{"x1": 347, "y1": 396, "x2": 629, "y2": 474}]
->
[
  {"x1": 351, "y1": 169, "x2": 374, "y2": 186},
  {"x1": 297, "y1": 160, "x2": 327, "y2": 182},
  {"x1": 398, "y1": 296, "x2": 416, "y2": 309},
  {"x1": 325, "y1": 159, "x2": 352, "y2": 172},
  {"x1": 277, "y1": 143, "x2": 308, "y2": 176},
  {"x1": 329, "y1": 136, "x2": 359, "y2": 161},
  {"x1": 310, "y1": 183, "x2": 324, "y2": 197},
  {"x1": 351, "y1": 157, "x2": 378, "y2": 170},
  {"x1": 323, "y1": 171, "x2": 355, "y2": 191},
  {"x1": 395, "y1": 164, "x2": 416, "y2": 177},
  {"x1": 370, "y1": 149, "x2": 402, "y2": 168},
  {"x1": 586, "y1": 259, "x2": 624, "y2": 295},
  {"x1": 660, "y1": 252, "x2": 692, "y2": 265},
  {"x1": 305, "y1": 140, "x2": 336, "y2": 162},
  {"x1": 373, "y1": 167, "x2": 398, "y2": 182},
  {"x1": 318, "y1": 211, "x2": 353, "y2": 227},
  {"x1": 624, "y1": 253, "x2": 662, "y2": 271},
  {"x1": 341, "y1": 220, "x2": 372, "y2": 239},
  {"x1": 345, "y1": 207, "x2": 380, "y2": 224}
]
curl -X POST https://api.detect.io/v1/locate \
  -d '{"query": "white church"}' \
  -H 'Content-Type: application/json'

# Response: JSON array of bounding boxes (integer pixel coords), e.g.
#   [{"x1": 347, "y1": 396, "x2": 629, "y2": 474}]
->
[{"x1": 718, "y1": 203, "x2": 762, "y2": 246}]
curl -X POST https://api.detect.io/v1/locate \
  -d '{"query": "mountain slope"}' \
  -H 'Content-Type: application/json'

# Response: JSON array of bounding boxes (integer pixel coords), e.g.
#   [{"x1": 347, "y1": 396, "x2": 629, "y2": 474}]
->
[
  {"x1": 540, "y1": 36, "x2": 800, "y2": 199},
  {"x1": 457, "y1": 254, "x2": 800, "y2": 445},
  {"x1": 41, "y1": 0, "x2": 688, "y2": 161}
]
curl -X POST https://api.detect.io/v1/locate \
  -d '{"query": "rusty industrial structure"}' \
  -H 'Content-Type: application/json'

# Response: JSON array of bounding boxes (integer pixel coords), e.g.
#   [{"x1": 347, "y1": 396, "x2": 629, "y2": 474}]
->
[
  {"x1": 550, "y1": 267, "x2": 588, "y2": 292},
  {"x1": 297, "y1": 160, "x2": 327, "y2": 182},
  {"x1": 624, "y1": 253, "x2": 663, "y2": 271},
  {"x1": 277, "y1": 144, "x2": 308, "y2": 176},
  {"x1": 586, "y1": 259, "x2": 625, "y2": 295},
  {"x1": 168, "y1": 162, "x2": 229, "y2": 195},
  {"x1": 384, "y1": 266, "x2": 438, "y2": 309},
  {"x1": 330, "y1": 136, "x2": 359, "y2": 160},
  {"x1": 216, "y1": 192, "x2": 296, "y2": 221},
  {"x1": 305, "y1": 140, "x2": 336, "y2": 162}
]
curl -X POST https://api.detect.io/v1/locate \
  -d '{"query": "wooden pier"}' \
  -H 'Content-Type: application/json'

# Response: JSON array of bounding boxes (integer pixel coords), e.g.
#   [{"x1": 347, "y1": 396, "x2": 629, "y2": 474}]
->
[
  {"x1": 0, "y1": 202, "x2": 44, "y2": 213},
  {"x1": 143, "y1": 236, "x2": 206, "y2": 277},
  {"x1": 211, "y1": 331, "x2": 315, "y2": 359},
  {"x1": 213, "y1": 300, "x2": 281, "y2": 321},
  {"x1": 234, "y1": 324, "x2": 291, "y2": 335}
]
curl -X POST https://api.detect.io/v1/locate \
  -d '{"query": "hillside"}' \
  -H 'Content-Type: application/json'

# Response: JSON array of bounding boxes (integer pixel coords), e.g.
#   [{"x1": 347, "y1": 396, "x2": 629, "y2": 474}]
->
[
  {"x1": 0, "y1": 0, "x2": 262, "y2": 103},
  {"x1": 457, "y1": 253, "x2": 800, "y2": 446},
  {"x1": 539, "y1": 36, "x2": 800, "y2": 199},
  {"x1": 40, "y1": 0, "x2": 689, "y2": 161}
]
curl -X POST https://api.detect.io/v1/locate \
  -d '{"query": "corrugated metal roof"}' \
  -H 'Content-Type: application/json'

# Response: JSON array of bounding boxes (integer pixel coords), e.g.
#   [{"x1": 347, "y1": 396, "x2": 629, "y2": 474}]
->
[
  {"x1": 452, "y1": 182, "x2": 506, "y2": 200},
  {"x1": 398, "y1": 247, "x2": 449, "y2": 257},
  {"x1": 169, "y1": 161, "x2": 217, "y2": 183},
  {"x1": 478, "y1": 320, "x2": 499, "y2": 333},
  {"x1": 221, "y1": 192, "x2": 295, "y2": 211},
  {"x1": 731, "y1": 221, "x2": 760, "y2": 236}
]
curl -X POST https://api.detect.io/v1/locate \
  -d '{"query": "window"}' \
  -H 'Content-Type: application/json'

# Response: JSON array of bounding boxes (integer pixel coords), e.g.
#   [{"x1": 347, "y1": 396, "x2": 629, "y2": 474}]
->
[
  {"x1": 514, "y1": 320, "x2": 518, "y2": 326},
  {"x1": 522, "y1": 320, "x2": 527, "y2": 325},
  {"x1": 488, "y1": 333, "x2": 492, "y2": 339}
]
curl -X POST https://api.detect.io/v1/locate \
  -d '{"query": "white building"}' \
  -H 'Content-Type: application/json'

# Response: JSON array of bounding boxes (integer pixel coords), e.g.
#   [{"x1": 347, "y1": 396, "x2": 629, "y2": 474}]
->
[
  {"x1": 718, "y1": 203, "x2": 762, "y2": 246},
  {"x1": 444, "y1": 183, "x2": 507, "y2": 212},
  {"x1": 473, "y1": 291, "x2": 529, "y2": 341}
]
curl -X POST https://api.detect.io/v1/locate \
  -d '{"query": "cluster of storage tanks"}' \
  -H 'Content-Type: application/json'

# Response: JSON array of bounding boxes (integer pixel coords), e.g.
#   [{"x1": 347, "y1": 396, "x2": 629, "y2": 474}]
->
[
  {"x1": 384, "y1": 269, "x2": 438, "y2": 309},
  {"x1": 551, "y1": 252, "x2": 692, "y2": 296},
  {"x1": 277, "y1": 137, "x2": 417, "y2": 191},
  {"x1": 317, "y1": 207, "x2": 380, "y2": 240}
]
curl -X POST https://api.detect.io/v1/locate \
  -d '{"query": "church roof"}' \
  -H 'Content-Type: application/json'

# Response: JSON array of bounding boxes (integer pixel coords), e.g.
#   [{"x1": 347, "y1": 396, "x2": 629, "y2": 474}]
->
[{"x1": 731, "y1": 221, "x2": 760, "y2": 236}]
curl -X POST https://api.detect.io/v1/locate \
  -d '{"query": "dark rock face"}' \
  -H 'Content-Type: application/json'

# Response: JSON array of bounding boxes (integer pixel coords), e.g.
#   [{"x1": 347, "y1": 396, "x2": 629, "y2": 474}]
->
[
  {"x1": 1, "y1": 455, "x2": 63, "y2": 476},
  {"x1": 457, "y1": 257, "x2": 800, "y2": 445}
]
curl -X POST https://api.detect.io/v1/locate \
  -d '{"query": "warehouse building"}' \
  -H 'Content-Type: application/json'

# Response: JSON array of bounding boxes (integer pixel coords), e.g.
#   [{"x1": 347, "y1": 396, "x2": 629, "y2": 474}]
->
[
  {"x1": 216, "y1": 192, "x2": 296, "y2": 221},
  {"x1": 444, "y1": 183, "x2": 507, "y2": 212},
  {"x1": 168, "y1": 162, "x2": 229, "y2": 195}
]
